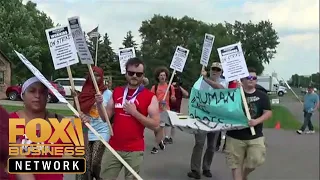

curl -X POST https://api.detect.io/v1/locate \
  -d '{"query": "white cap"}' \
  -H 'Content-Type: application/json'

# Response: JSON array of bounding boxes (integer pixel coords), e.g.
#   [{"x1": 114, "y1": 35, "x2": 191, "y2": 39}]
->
[{"x1": 21, "y1": 77, "x2": 41, "y2": 100}]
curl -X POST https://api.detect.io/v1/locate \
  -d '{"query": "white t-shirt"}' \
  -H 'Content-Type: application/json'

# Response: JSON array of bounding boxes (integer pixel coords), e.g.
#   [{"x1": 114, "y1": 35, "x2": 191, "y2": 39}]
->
[{"x1": 200, "y1": 77, "x2": 228, "y2": 90}]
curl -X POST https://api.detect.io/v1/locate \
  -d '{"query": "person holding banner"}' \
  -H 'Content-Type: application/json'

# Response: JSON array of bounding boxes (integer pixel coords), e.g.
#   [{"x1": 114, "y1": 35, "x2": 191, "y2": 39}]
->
[
  {"x1": 76, "y1": 66, "x2": 112, "y2": 180},
  {"x1": 95, "y1": 57, "x2": 160, "y2": 180},
  {"x1": 150, "y1": 66, "x2": 176, "y2": 154},
  {"x1": 164, "y1": 75, "x2": 189, "y2": 144},
  {"x1": 225, "y1": 68, "x2": 272, "y2": 180},
  {"x1": 188, "y1": 62, "x2": 228, "y2": 179},
  {"x1": 8, "y1": 77, "x2": 90, "y2": 180}
]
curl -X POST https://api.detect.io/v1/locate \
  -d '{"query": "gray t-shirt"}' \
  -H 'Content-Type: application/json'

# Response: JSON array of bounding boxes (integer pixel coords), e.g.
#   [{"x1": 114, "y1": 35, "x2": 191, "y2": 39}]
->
[{"x1": 200, "y1": 77, "x2": 228, "y2": 90}]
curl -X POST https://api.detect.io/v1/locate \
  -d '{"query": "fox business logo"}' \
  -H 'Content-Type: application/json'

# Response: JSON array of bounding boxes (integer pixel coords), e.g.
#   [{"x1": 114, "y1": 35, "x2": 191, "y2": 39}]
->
[{"x1": 9, "y1": 118, "x2": 85, "y2": 156}]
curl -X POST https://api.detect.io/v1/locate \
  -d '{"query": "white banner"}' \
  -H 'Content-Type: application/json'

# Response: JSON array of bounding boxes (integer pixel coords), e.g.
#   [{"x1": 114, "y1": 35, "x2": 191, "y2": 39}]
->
[
  {"x1": 118, "y1": 47, "x2": 136, "y2": 74},
  {"x1": 169, "y1": 46, "x2": 189, "y2": 72},
  {"x1": 200, "y1": 33, "x2": 215, "y2": 67}
]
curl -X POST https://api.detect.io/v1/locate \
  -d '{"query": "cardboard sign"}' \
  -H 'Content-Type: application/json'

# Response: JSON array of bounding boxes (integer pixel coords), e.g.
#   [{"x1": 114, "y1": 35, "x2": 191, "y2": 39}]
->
[
  {"x1": 14, "y1": 51, "x2": 68, "y2": 104},
  {"x1": 118, "y1": 47, "x2": 136, "y2": 74},
  {"x1": 68, "y1": 16, "x2": 94, "y2": 64},
  {"x1": 45, "y1": 25, "x2": 79, "y2": 70},
  {"x1": 169, "y1": 46, "x2": 189, "y2": 72},
  {"x1": 217, "y1": 42, "x2": 249, "y2": 81},
  {"x1": 200, "y1": 33, "x2": 215, "y2": 67}
]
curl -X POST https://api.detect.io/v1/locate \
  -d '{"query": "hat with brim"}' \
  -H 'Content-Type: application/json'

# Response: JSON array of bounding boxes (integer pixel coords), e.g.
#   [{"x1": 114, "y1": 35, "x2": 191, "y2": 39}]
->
[{"x1": 211, "y1": 62, "x2": 222, "y2": 70}]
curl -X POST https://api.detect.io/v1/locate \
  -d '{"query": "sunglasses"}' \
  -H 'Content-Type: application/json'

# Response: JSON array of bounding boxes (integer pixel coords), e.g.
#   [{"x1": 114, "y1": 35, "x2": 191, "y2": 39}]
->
[
  {"x1": 127, "y1": 71, "x2": 144, "y2": 77},
  {"x1": 246, "y1": 76, "x2": 257, "y2": 80},
  {"x1": 211, "y1": 67, "x2": 221, "y2": 72}
]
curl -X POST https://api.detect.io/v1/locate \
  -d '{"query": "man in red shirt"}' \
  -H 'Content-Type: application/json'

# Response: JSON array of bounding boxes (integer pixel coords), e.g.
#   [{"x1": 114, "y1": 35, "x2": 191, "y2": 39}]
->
[{"x1": 96, "y1": 57, "x2": 160, "y2": 179}]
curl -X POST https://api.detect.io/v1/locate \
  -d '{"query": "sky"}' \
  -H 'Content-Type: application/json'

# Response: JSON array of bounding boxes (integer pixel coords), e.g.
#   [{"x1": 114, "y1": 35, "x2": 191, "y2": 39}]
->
[{"x1": 28, "y1": 0, "x2": 319, "y2": 81}]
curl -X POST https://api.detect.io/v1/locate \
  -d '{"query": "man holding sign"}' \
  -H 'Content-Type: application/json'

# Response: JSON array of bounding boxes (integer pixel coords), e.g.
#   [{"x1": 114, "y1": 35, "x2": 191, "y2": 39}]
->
[
  {"x1": 188, "y1": 62, "x2": 227, "y2": 179},
  {"x1": 225, "y1": 67, "x2": 272, "y2": 180}
]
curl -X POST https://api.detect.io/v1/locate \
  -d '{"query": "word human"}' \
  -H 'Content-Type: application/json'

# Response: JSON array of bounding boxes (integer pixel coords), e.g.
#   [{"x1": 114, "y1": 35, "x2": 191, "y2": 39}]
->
[
  {"x1": 191, "y1": 89, "x2": 236, "y2": 105},
  {"x1": 9, "y1": 118, "x2": 85, "y2": 156},
  {"x1": 8, "y1": 158, "x2": 85, "y2": 173}
]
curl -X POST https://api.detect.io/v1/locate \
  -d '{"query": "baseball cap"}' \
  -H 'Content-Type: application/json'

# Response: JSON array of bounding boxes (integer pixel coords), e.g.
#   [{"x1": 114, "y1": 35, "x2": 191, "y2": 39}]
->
[{"x1": 211, "y1": 62, "x2": 222, "y2": 69}]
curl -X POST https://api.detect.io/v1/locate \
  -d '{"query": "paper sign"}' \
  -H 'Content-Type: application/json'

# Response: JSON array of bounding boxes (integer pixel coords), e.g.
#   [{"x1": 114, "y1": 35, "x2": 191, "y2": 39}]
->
[
  {"x1": 68, "y1": 16, "x2": 94, "y2": 64},
  {"x1": 217, "y1": 42, "x2": 249, "y2": 81},
  {"x1": 167, "y1": 111, "x2": 246, "y2": 134},
  {"x1": 45, "y1": 25, "x2": 79, "y2": 70},
  {"x1": 118, "y1": 47, "x2": 136, "y2": 74},
  {"x1": 170, "y1": 46, "x2": 189, "y2": 72},
  {"x1": 14, "y1": 51, "x2": 68, "y2": 104},
  {"x1": 200, "y1": 34, "x2": 215, "y2": 66}
]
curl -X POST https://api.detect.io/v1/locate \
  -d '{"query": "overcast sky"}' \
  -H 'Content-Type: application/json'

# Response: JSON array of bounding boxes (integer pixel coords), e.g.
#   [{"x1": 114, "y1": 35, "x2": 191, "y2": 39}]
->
[{"x1": 28, "y1": 0, "x2": 319, "y2": 80}]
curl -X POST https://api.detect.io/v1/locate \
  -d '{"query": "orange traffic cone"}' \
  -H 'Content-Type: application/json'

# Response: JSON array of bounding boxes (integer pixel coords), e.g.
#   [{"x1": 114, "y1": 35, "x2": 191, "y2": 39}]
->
[{"x1": 274, "y1": 121, "x2": 281, "y2": 130}]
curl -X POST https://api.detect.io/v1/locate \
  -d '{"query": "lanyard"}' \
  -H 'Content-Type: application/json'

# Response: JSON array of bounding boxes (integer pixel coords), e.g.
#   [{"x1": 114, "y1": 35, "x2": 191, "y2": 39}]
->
[{"x1": 122, "y1": 85, "x2": 144, "y2": 106}]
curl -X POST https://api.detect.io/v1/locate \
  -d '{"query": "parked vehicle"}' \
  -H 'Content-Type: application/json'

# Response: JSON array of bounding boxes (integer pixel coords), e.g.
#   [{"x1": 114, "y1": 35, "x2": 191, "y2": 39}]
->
[
  {"x1": 54, "y1": 78, "x2": 86, "y2": 97},
  {"x1": 257, "y1": 75, "x2": 287, "y2": 96},
  {"x1": 5, "y1": 81, "x2": 66, "y2": 103}
]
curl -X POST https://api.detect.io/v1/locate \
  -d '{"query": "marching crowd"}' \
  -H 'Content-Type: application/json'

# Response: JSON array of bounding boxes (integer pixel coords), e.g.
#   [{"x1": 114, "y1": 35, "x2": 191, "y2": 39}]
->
[{"x1": 0, "y1": 57, "x2": 318, "y2": 180}]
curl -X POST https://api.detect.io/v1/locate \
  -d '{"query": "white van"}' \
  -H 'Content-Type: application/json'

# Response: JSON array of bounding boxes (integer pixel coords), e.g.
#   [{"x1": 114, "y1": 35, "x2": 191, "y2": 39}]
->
[{"x1": 54, "y1": 78, "x2": 86, "y2": 97}]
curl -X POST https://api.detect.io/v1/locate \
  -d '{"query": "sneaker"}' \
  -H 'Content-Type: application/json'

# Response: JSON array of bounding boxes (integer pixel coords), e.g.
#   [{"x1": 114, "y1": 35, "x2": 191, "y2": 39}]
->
[
  {"x1": 159, "y1": 140, "x2": 165, "y2": 150},
  {"x1": 168, "y1": 137, "x2": 173, "y2": 144},
  {"x1": 164, "y1": 137, "x2": 170, "y2": 144},
  {"x1": 306, "y1": 130, "x2": 315, "y2": 134},
  {"x1": 202, "y1": 170, "x2": 212, "y2": 177},
  {"x1": 187, "y1": 170, "x2": 201, "y2": 179},
  {"x1": 151, "y1": 147, "x2": 158, "y2": 154},
  {"x1": 296, "y1": 130, "x2": 303, "y2": 134}
]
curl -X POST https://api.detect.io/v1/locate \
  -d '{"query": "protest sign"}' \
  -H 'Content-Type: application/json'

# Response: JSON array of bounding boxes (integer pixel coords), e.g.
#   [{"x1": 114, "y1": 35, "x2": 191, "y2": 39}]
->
[
  {"x1": 68, "y1": 16, "x2": 94, "y2": 64},
  {"x1": 119, "y1": 47, "x2": 136, "y2": 74},
  {"x1": 169, "y1": 46, "x2": 189, "y2": 73},
  {"x1": 14, "y1": 51, "x2": 68, "y2": 104},
  {"x1": 167, "y1": 111, "x2": 246, "y2": 134},
  {"x1": 189, "y1": 77, "x2": 248, "y2": 125},
  {"x1": 217, "y1": 42, "x2": 249, "y2": 82},
  {"x1": 45, "y1": 26, "x2": 79, "y2": 70},
  {"x1": 200, "y1": 33, "x2": 215, "y2": 67}
]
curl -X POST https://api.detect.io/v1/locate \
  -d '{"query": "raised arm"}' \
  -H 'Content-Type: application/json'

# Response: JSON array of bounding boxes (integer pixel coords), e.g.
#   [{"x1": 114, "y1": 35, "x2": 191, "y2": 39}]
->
[
  {"x1": 95, "y1": 94, "x2": 114, "y2": 122},
  {"x1": 131, "y1": 95, "x2": 160, "y2": 130},
  {"x1": 203, "y1": 77, "x2": 225, "y2": 89},
  {"x1": 180, "y1": 86, "x2": 189, "y2": 97}
]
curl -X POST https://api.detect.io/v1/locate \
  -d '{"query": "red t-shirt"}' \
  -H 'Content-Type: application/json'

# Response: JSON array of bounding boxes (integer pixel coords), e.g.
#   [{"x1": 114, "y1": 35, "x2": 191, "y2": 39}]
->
[
  {"x1": 170, "y1": 85, "x2": 183, "y2": 113},
  {"x1": 228, "y1": 81, "x2": 238, "y2": 88},
  {"x1": 109, "y1": 86, "x2": 154, "y2": 151},
  {"x1": 9, "y1": 112, "x2": 66, "y2": 180}
]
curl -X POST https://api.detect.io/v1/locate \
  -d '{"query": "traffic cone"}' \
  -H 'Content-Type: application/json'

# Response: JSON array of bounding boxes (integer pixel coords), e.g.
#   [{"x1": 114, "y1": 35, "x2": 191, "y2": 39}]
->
[{"x1": 274, "y1": 121, "x2": 281, "y2": 130}]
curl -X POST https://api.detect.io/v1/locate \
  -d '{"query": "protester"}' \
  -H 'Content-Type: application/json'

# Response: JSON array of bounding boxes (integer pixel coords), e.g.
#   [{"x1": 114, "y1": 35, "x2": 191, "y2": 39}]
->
[
  {"x1": 150, "y1": 66, "x2": 176, "y2": 154},
  {"x1": 96, "y1": 57, "x2": 160, "y2": 179},
  {"x1": 216, "y1": 80, "x2": 240, "y2": 151},
  {"x1": 164, "y1": 75, "x2": 188, "y2": 144},
  {"x1": 188, "y1": 62, "x2": 228, "y2": 179},
  {"x1": 0, "y1": 105, "x2": 9, "y2": 180},
  {"x1": 296, "y1": 85, "x2": 319, "y2": 134},
  {"x1": 225, "y1": 67, "x2": 272, "y2": 180},
  {"x1": 143, "y1": 77, "x2": 149, "y2": 86},
  {"x1": 76, "y1": 67, "x2": 112, "y2": 180},
  {"x1": 8, "y1": 77, "x2": 90, "y2": 180}
]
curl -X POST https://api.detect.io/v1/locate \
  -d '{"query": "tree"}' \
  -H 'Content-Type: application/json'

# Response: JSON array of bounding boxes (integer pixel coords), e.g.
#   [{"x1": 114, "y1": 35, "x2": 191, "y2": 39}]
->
[
  {"x1": 122, "y1": 31, "x2": 138, "y2": 49},
  {"x1": 139, "y1": 15, "x2": 235, "y2": 90},
  {"x1": 225, "y1": 21, "x2": 280, "y2": 75},
  {"x1": 0, "y1": 0, "x2": 55, "y2": 83}
]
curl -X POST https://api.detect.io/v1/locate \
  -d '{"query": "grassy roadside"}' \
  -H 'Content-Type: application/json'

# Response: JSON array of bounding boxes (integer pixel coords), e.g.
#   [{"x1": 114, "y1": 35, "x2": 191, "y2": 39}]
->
[{"x1": 3, "y1": 105, "x2": 74, "y2": 116}]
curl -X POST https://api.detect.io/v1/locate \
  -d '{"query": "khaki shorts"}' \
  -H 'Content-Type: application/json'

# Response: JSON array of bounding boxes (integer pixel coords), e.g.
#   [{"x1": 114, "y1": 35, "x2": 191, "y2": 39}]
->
[
  {"x1": 225, "y1": 136, "x2": 266, "y2": 169},
  {"x1": 100, "y1": 149, "x2": 144, "y2": 180}
]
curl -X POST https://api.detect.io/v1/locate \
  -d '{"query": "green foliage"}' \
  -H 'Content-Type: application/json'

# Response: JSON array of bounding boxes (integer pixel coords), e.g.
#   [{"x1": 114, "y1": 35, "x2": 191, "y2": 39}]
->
[
  {"x1": 139, "y1": 15, "x2": 279, "y2": 90},
  {"x1": 289, "y1": 73, "x2": 320, "y2": 89},
  {"x1": 0, "y1": 0, "x2": 54, "y2": 83}
]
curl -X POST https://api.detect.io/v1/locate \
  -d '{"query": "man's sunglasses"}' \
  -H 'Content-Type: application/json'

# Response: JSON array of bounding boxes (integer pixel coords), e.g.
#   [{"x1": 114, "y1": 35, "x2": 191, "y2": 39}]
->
[
  {"x1": 211, "y1": 67, "x2": 222, "y2": 72},
  {"x1": 127, "y1": 71, "x2": 144, "y2": 77},
  {"x1": 246, "y1": 76, "x2": 257, "y2": 80}
]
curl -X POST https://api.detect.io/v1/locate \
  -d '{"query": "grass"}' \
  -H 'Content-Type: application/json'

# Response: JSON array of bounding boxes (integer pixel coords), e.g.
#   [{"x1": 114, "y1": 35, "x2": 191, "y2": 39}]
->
[
  {"x1": 3, "y1": 105, "x2": 74, "y2": 116},
  {"x1": 264, "y1": 105, "x2": 318, "y2": 131}
]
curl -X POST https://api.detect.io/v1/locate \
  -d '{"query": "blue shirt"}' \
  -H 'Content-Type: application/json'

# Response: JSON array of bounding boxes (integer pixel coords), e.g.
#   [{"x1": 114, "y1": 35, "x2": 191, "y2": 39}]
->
[
  {"x1": 304, "y1": 92, "x2": 319, "y2": 112},
  {"x1": 88, "y1": 90, "x2": 112, "y2": 141}
]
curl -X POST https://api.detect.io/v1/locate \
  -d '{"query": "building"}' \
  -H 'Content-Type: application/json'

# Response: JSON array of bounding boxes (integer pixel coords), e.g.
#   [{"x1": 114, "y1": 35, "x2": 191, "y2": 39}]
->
[{"x1": 0, "y1": 50, "x2": 12, "y2": 93}]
